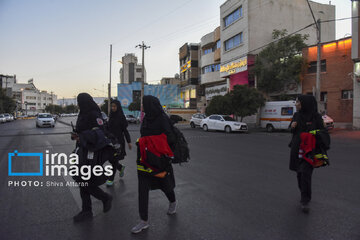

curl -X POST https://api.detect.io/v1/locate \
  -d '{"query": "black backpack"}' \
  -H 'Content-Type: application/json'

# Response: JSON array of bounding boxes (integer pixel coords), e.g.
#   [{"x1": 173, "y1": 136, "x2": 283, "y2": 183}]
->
[{"x1": 171, "y1": 125, "x2": 190, "y2": 164}]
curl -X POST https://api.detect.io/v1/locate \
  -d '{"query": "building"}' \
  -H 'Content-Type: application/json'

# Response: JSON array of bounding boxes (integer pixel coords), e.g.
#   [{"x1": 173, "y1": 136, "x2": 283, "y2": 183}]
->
[
  {"x1": 219, "y1": 0, "x2": 335, "y2": 93},
  {"x1": 160, "y1": 75, "x2": 181, "y2": 85},
  {"x1": 200, "y1": 26, "x2": 228, "y2": 112},
  {"x1": 11, "y1": 79, "x2": 57, "y2": 115},
  {"x1": 302, "y1": 37, "x2": 353, "y2": 125},
  {"x1": 0, "y1": 74, "x2": 17, "y2": 97},
  {"x1": 119, "y1": 53, "x2": 146, "y2": 84},
  {"x1": 352, "y1": 0, "x2": 360, "y2": 129},
  {"x1": 179, "y1": 43, "x2": 201, "y2": 109},
  {"x1": 57, "y1": 97, "x2": 106, "y2": 107},
  {"x1": 117, "y1": 82, "x2": 182, "y2": 115}
]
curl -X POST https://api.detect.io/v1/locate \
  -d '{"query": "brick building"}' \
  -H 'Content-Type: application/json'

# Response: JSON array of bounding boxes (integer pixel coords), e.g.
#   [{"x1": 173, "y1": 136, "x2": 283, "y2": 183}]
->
[{"x1": 302, "y1": 37, "x2": 353, "y2": 124}]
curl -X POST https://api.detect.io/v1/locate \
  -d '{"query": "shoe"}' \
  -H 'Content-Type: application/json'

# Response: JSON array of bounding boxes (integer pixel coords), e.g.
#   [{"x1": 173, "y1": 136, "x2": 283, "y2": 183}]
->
[
  {"x1": 119, "y1": 165, "x2": 126, "y2": 178},
  {"x1": 301, "y1": 203, "x2": 310, "y2": 213},
  {"x1": 131, "y1": 220, "x2": 149, "y2": 234},
  {"x1": 73, "y1": 210, "x2": 93, "y2": 222},
  {"x1": 103, "y1": 195, "x2": 113, "y2": 213},
  {"x1": 167, "y1": 201, "x2": 177, "y2": 215},
  {"x1": 106, "y1": 180, "x2": 114, "y2": 187}
]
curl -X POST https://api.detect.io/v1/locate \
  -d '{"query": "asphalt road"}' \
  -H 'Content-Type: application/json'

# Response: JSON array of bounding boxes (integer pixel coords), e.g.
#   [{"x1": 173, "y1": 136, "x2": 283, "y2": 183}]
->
[{"x1": 0, "y1": 118, "x2": 359, "y2": 240}]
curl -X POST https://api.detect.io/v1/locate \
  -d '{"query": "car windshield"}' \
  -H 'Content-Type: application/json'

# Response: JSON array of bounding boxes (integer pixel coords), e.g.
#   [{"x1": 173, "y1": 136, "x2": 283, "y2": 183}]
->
[
  {"x1": 38, "y1": 114, "x2": 53, "y2": 118},
  {"x1": 223, "y1": 116, "x2": 235, "y2": 121}
]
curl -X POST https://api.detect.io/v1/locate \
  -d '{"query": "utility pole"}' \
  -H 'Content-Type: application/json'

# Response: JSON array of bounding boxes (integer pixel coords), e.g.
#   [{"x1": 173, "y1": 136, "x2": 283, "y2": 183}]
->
[
  {"x1": 306, "y1": 0, "x2": 322, "y2": 111},
  {"x1": 136, "y1": 41, "x2": 150, "y2": 121},
  {"x1": 108, "y1": 44, "x2": 112, "y2": 116}
]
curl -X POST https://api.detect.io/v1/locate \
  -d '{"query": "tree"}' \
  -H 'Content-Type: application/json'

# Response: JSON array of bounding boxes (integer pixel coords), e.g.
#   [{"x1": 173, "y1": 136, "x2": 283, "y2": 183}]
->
[
  {"x1": 0, "y1": 89, "x2": 16, "y2": 113},
  {"x1": 228, "y1": 85, "x2": 265, "y2": 121},
  {"x1": 252, "y1": 29, "x2": 308, "y2": 95},
  {"x1": 205, "y1": 95, "x2": 232, "y2": 116},
  {"x1": 128, "y1": 101, "x2": 140, "y2": 112},
  {"x1": 65, "y1": 104, "x2": 78, "y2": 113}
]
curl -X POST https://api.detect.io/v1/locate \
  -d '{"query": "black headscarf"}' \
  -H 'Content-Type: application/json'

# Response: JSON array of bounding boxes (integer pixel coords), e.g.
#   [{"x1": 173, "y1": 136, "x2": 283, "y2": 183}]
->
[
  {"x1": 109, "y1": 99, "x2": 127, "y2": 130},
  {"x1": 77, "y1": 93, "x2": 100, "y2": 114},
  {"x1": 143, "y1": 95, "x2": 164, "y2": 121},
  {"x1": 297, "y1": 95, "x2": 318, "y2": 122}
]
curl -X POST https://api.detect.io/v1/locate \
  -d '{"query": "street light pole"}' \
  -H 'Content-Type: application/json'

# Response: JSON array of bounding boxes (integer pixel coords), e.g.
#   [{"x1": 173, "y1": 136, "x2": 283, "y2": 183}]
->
[
  {"x1": 306, "y1": 0, "x2": 322, "y2": 111},
  {"x1": 136, "y1": 41, "x2": 150, "y2": 121},
  {"x1": 108, "y1": 44, "x2": 112, "y2": 116}
]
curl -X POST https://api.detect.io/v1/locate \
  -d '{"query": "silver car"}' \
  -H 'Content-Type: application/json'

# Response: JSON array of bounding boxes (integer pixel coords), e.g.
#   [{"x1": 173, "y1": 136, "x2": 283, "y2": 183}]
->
[
  {"x1": 3, "y1": 113, "x2": 13, "y2": 122},
  {"x1": 0, "y1": 114, "x2": 6, "y2": 123},
  {"x1": 190, "y1": 114, "x2": 206, "y2": 128},
  {"x1": 36, "y1": 113, "x2": 55, "y2": 128}
]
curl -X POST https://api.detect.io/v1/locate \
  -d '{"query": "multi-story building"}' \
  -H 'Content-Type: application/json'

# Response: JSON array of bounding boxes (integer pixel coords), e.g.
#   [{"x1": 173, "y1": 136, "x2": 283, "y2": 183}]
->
[
  {"x1": 11, "y1": 80, "x2": 57, "y2": 115},
  {"x1": 0, "y1": 74, "x2": 17, "y2": 97},
  {"x1": 352, "y1": 0, "x2": 360, "y2": 129},
  {"x1": 120, "y1": 53, "x2": 146, "y2": 84},
  {"x1": 302, "y1": 37, "x2": 353, "y2": 126},
  {"x1": 160, "y1": 75, "x2": 181, "y2": 85},
  {"x1": 219, "y1": 0, "x2": 335, "y2": 93},
  {"x1": 200, "y1": 26, "x2": 228, "y2": 111},
  {"x1": 179, "y1": 43, "x2": 201, "y2": 108}
]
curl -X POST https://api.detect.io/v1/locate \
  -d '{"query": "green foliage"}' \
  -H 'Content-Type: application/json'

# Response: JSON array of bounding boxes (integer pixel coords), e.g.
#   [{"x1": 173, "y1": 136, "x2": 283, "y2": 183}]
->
[
  {"x1": 228, "y1": 85, "x2": 265, "y2": 121},
  {"x1": 205, "y1": 95, "x2": 232, "y2": 116},
  {"x1": 128, "y1": 101, "x2": 140, "y2": 112},
  {"x1": 253, "y1": 29, "x2": 308, "y2": 94},
  {"x1": 45, "y1": 104, "x2": 78, "y2": 114},
  {"x1": 205, "y1": 85, "x2": 265, "y2": 121},
  {"x1": 0, "y1": 89, "x2": 16, "y2": 113}
]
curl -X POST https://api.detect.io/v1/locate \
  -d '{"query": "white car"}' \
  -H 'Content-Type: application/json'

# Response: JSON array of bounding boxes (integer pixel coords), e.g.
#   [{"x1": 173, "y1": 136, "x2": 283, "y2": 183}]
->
[
  {"x1": 200, "y1": 115, "x2": 248, "y2": 133},
  {"x1": 36, "y1": 113, "x2": 55, "y2": 128},
  {"x1": 322, "y1": 114, "x2": 334, "y2": 130},
  {"x1": 3, "y1": 113, "x2": 13, "y2": 122},
  {"x1": 0, "y1": 114, "x2": 7, "y2": 123},
  {"x1": 190, "y1": 113, "x2": 206, "y2": 128}
]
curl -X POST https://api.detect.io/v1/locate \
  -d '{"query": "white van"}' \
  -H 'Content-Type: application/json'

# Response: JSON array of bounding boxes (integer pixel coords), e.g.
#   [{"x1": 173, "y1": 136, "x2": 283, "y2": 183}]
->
[{"x1": 260, "y1": 101, "x2": 296, "y2": 132}]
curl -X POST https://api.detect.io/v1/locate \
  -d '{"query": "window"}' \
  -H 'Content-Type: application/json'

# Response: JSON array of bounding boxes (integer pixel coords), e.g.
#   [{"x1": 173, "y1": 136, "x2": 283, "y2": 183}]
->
[
  {"x1": 136, "y1": 68, "x2": 142, "y2": 73},
  {"x1": 209, "y1": 115, "x2": 218, "y2": 120},
  {"x1": 320, "y1": 92, "x2": 328, "y2": 102},
  {"x1": 213, "y1": 40, "x2": 221, "y2": 51},
  {"x1": 308, "y1": 60, "x2": 326, "y2": 73},
  {"x1": 224, "y1": 33, "x2": 243, "y2": 51},
  {"x1": 224, "y1": 6, "x2": 242, "y2": 27},
  {"x1": 202, "y1": 64, "x2": 220, "y2": 74},
  {"x1": 342, "y1": 90, "x2": 353, "y2": 99},
  {"x1": 204, "y1": 48, "x2": 212, "y2": 55},
  {"x1": 281, "y1": 107, "x2": 294, "y2": 116}
]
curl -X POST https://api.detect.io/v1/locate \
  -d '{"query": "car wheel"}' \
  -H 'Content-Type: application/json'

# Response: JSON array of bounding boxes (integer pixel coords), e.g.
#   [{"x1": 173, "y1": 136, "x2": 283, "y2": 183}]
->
[
  {"x1": 190, "y1": 122, "x2": 195, "y2": 128},
  {"x1": 266, "y1": 124, "x2": 274, "y2": 133},
  {"x1": 36, "y1": 124, "x2": 39, "y2": 128},
  {"x1": 203, "y1": 124, "x2": 208, "y2": 131},
  {"x1": 225, "y1": 126, "x2": 231, "y2": 133}
]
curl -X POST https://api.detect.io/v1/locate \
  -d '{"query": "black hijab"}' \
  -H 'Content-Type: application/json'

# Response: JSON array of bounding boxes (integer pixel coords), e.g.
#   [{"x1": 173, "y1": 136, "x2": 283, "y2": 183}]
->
[
  {"x1": 143, "y1": 95, "x2": 164, "y2": 121},
  {"x1": 109, "y1": 99, "x2": 127, "y2": 130},
  {"x1": 297, "y1": 95, "x2": 318, "y2": 122},
  {"x1": 77, "y1": 93, "x2": 100, "y2": 114}
]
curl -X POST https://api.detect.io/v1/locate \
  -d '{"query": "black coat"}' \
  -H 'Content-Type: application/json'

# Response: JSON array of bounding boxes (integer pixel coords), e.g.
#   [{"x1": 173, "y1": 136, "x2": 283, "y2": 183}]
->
[
  {"x1": 75, "y1": 101, "x2": 111, "y2": 186},
  {"x1": 108, "y1": 100, "x2": 131, "y2": 160},
  {"x1": 138, "y1": 96, "x2": 176, "y2": 191},
  {"x1": 289, "y1": 112, "x2": 325, "y2": 171}
]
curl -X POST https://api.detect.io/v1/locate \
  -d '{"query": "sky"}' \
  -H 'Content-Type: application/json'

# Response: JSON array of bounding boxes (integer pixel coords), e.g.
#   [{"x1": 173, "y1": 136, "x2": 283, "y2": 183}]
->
[{"x1": 0, "y1": 0, "x2": 352, "y2": 99}]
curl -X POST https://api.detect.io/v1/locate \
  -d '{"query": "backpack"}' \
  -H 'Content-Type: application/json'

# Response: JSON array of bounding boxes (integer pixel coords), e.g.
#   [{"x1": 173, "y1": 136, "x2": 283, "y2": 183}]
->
[{"x1": 170, "y1": 125, "x2": 190, "y2": 164}]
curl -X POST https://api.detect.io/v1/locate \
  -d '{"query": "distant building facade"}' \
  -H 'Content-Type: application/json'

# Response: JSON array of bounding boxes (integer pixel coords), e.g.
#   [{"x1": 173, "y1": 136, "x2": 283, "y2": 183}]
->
[{"x1": 120, "y1": 53, "x2": 146, "y2": 84}]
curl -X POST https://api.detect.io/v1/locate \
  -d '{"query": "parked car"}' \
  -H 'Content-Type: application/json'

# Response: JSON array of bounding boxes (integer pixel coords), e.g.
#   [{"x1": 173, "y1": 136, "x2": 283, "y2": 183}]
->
[
  {"x1": 0, "y1": 114, "x2": 7, "y2": 123},
  {"x1": 126, "y1": 114, "x2": 139, "y2": 124},
  {"x1": 200, "y1": 115, "x2": 248, "y2": 133},
  {"x1": 3, "y1": 113, "x2": 13, "y2": 122},
  {"x1": 190, "y1": 113, "x2": 206, "y2": 128},
  {"x1": 169, "y1": 114, "x2": 185, "y2": 124},
  {"x1": 322, "y1": 114, "x2": 334, "y2": 130},
  {"x1": 36, "y1": 113, "x2": 55, "y2": 128}
]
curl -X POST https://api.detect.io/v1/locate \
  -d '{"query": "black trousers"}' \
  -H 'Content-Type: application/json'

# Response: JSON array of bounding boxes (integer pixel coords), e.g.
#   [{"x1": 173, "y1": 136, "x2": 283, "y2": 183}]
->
[
  {"x1": 80, "y1": 186, "x2": 109, "y2": 211},
  {"x1": 108, "y1": 160, "x2": 123, "y2": 181},
  {"x1": 297, "y1": 161, "x2": 314, "y2": 204},
  {"x1": 138, "y1": 177, "x2": 176, "y2": 221}
]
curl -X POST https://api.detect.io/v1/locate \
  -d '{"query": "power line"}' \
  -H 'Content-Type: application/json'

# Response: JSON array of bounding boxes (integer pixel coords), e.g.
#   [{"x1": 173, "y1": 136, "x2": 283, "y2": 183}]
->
[{"x1": 320, "y1": 16, "x2": 360, "y2": 24}]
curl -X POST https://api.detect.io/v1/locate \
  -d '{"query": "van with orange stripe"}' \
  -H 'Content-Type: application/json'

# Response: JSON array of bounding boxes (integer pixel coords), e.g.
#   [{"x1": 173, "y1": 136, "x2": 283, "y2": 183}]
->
[{"x1": 260, "y1": 101, "x2": 296, "y2": 132}]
